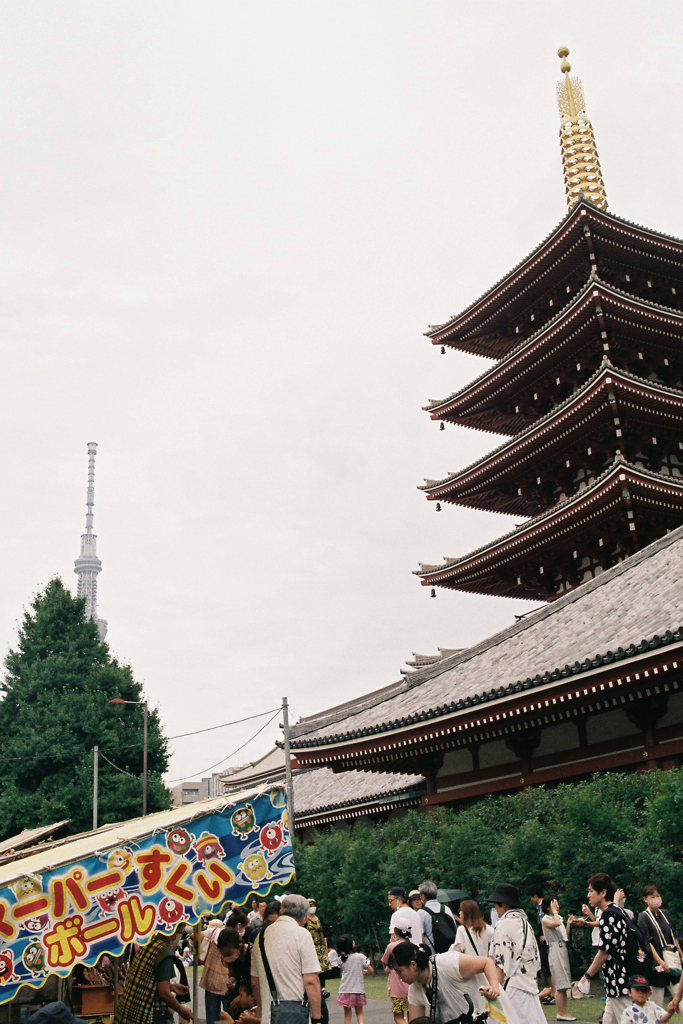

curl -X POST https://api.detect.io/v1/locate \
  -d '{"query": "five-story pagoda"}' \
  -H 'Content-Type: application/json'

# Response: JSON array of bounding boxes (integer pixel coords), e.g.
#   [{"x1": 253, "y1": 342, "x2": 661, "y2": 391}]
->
[{"x1": 417, "y1": 49, "x2": 683, "y2": 603}]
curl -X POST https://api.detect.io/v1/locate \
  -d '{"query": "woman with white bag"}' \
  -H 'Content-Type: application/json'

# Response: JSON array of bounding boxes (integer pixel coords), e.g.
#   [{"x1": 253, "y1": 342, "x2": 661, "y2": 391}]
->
[{"x1": 637, "y1": 885, "x2": 683, "y2": 1008}]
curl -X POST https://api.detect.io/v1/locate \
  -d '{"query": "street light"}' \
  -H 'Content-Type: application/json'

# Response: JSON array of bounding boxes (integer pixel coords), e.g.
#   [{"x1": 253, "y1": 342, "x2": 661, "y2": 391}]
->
[{"x1": 109, "y1": 698, "x2": 148, "y2": 815}]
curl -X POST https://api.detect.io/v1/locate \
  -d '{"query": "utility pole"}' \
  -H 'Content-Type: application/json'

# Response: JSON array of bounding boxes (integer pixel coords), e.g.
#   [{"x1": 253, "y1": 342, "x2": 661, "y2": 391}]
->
[
  {"x1": 282, "y1": 697, "x2": 295, "y2": 823},
  {"x1": 93, "y1": 746, "x2": 99, "y2": 830},
  {"x1": 142, "y1": 702, "x2": 148, "y2": 816}
]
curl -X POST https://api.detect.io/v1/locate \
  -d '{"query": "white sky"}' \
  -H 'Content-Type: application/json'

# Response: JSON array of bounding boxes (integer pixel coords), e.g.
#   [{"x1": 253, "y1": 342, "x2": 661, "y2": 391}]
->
[{"x1": 1, "y1": 1, "x2": 681, "y2": 784}]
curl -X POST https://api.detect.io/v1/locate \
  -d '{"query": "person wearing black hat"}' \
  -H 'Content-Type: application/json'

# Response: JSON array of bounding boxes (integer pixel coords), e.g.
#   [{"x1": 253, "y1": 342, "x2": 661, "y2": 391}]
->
[
  {"x1": 621, "y1": 974, "x2": 673, "y2": 1023},
  {"x1": 488, "y1": 883, "x2": 545, "y2": 1024}
]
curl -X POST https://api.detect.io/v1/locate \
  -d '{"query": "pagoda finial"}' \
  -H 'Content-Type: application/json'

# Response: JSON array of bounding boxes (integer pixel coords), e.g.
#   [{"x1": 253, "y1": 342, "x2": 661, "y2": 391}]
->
[{"x1": 556, "y1": 47, "x2": 608, "y2": 211}]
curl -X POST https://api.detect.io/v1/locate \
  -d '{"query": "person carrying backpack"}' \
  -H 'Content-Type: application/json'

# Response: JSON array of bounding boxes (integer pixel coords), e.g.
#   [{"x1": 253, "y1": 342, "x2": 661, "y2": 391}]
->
[
  {"x1": 417, "y1": 881, "x2": 457, "y2": 954},
  {"x1": 579, "y1": 873, "x2": 655, "y2": 1024}
]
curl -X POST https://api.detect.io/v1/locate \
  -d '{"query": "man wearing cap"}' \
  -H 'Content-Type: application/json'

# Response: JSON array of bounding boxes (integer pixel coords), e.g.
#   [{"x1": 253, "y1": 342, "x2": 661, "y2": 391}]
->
[
  {"x1": 488, "y1": 883, "x2": 546, "y2": 1024},
  {"x1": 388, "y1": 887, "x2": 423, "y2": 944}
]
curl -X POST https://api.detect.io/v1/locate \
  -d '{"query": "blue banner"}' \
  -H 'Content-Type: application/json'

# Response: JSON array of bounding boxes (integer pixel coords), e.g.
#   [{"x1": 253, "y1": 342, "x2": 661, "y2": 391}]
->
[{"x1": 0, "y1": 788, "x2": 293, "y2": 1004}]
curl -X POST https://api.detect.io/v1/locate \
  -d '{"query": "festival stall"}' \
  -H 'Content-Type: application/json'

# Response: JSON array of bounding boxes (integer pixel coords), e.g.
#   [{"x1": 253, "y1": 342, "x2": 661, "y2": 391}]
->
[{"x1": 0, "y1": 785, "x2": 293, "y2": 1021}]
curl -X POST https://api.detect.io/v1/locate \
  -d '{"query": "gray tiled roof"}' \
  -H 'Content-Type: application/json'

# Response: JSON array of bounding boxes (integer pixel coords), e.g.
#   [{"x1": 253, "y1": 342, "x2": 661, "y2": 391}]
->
[
  {"x1": 220, "y1": 747, "x2": 423, "y2": 816},
  {"x1": 291, "y1": 525, "x2": 683, "y2": 747},
  {"x1": 294, "y1": 766, "x2": 424, "y2": 816}
]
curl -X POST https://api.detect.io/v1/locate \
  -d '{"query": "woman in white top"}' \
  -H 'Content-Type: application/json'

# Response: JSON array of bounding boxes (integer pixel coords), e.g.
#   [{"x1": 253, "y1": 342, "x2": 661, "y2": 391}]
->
[
  {"x1": 454, "y1": 900, "x2": 494, "y2": 957},
  {"x1": 388, "y1": 940, "x2": 500, "y2": 1020}
]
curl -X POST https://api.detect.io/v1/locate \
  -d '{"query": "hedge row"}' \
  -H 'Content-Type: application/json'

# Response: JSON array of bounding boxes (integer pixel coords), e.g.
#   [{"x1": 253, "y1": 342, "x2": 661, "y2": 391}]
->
[{"x1": 290, "y1": 769, "x2": 683, "y2": 958}]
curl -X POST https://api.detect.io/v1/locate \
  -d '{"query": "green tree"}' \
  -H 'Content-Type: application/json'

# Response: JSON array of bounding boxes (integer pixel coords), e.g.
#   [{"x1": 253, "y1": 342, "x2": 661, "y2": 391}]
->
[
  {"x1": 292, "y1": 768, "x2": 683, "y2": 964},
  {"x1": 0, "y1": 578, "x2": 170, "y2": 838}
]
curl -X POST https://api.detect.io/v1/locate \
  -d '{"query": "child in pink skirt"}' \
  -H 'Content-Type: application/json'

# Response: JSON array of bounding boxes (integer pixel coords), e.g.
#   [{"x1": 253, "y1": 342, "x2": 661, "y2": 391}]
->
[{"x1": 333, "y1": 934, "x2": 374, "y2": 1024}]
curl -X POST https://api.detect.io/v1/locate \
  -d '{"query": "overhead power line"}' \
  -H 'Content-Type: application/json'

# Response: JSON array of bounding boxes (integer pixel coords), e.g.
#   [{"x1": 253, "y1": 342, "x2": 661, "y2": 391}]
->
[
  {"x1": 166, "y1": 708, "x2": 281, "y2": 784},
  {"x1": 0, "y1": 706, "x2": 281, "y2": 764}
]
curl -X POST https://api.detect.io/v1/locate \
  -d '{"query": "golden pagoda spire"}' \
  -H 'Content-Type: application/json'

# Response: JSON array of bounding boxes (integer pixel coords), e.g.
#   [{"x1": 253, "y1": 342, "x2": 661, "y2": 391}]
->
[{"x1": 556, "y1": 46, "x2": 608, "y2": 210}]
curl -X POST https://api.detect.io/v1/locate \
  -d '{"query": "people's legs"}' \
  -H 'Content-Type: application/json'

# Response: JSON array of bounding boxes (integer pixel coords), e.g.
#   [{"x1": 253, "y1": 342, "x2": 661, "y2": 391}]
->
[
  {"x1": 343, "y1": 1008, "x2": 352, "y2": 1024},
  {"x1": 354, "y1": 1003, "x2": 365, "y2": 1024},
  {"x1": 602, "y1": 996, "x2": 631, "y2": 1024},
  {"x1": 204, "y1": 991, "x2": 222, "y2": 1024},
  {"x1": 317, "y1": 975, "x2": 329, "y2": 1024},
  {"x1": 555, "y1": 988, "x2": 571, "y2": 1017}
]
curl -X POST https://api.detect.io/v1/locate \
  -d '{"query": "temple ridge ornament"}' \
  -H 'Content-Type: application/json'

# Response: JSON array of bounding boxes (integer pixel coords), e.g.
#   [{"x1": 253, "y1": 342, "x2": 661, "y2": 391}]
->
[{"x1": 556, "y1": 46, "x2": 608, "y2": 211}]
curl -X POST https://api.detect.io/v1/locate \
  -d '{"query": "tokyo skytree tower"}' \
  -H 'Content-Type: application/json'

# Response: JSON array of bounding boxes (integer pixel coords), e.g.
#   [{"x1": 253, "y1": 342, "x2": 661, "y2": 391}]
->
[{"x1": 74, "y1": 442, "x2": 108, "y2": 641}]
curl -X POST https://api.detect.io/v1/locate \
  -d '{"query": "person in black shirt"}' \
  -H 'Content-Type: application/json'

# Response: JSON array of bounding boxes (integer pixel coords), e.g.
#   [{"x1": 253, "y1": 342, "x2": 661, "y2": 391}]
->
[
  {"x1": 579, "y1": 873, "x2": 630, "y2": 1024},
  {"x1": 637, "y1": 884, "x2": 683, "y2": 1007},
  {"x1": 526, "y1": 885, "x2": 553, "y2": 1003}
]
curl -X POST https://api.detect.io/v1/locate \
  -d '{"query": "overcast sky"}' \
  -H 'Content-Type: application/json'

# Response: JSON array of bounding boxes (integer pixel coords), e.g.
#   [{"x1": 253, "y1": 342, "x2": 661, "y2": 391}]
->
[{"x1": 1, "y1": 1, "x2": 681, "y2": 784}]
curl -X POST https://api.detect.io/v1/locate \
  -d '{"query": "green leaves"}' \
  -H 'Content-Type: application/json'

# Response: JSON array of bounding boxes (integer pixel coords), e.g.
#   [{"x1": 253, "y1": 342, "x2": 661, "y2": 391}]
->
[
  {"x1": 292, "y1": 769, "x2": 683, "y2": 958},
  {"x1": 0, "y1": 579, "x2": 171, "y2": 838}
]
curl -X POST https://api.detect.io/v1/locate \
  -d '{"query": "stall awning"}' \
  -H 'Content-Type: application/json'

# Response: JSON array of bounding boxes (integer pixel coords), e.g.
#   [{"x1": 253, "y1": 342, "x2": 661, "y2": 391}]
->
[{"x1": 0, "y1": 783, "x2": 293, "y2": 1004}]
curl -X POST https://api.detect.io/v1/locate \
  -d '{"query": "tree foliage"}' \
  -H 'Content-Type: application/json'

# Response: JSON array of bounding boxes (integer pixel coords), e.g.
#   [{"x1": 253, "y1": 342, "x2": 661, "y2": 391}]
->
[
  {"x1": 0, "y1": 579, "x2": 171, "y2": 838},
  {"x1": 292, "y1": 769, "x2": 683, "y2": 960}
]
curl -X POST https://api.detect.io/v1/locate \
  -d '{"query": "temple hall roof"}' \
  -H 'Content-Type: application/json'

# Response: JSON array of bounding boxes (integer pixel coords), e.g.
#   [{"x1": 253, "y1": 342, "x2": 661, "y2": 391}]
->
[
  {"x1": 220, "y1": 748, "x2": 424, "y2": 822},
  {"x1": 291, "y1": 524, "x2": 683, "y2": 750}
]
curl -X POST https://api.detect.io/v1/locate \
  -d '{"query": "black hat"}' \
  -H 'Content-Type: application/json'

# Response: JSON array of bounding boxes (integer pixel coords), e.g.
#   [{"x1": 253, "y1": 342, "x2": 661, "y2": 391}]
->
[
  {"x1": 488, "y1": 883, "x2": 522, "y2": 908},
  {"x1": 27, "y1": 1004, "x2": 87, "y2": 1024},
  {"x1": 627, "y1": 975, "x2": 652, "y2": 990}
]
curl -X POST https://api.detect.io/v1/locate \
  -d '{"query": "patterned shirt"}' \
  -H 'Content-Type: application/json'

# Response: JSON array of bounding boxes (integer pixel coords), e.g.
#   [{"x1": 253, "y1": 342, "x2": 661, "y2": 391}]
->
[
  {"x1": 490, "y1": 910, "x2": 540, "y2": 994},
  {"x1": 598, "y1": 904, "x2": 630, "y2": 998},
  {"x1": 620, "y1": 998, "x2": 667, "y2": 1023}
]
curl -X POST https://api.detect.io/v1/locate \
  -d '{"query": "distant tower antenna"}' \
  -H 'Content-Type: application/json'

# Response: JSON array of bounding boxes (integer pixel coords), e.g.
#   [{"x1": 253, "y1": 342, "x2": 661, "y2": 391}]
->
[
  {"x1": 74, "y1": 442, "x2": 108, "y2": 640},
  {"x1": 556, "y1": 47, "x2": 608, "y2": 210}
]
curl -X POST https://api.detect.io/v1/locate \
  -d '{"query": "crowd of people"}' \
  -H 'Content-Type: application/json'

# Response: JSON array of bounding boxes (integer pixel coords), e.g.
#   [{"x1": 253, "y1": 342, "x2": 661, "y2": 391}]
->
[{"x1": 106, "y1": 874, "x2": 683, "y2": 1024}]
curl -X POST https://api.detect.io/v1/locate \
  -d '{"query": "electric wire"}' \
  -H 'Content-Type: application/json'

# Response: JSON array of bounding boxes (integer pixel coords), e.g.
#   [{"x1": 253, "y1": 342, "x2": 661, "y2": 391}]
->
[
  {"x1": 0, "y1": 705, "x2": 282, "y2": 763},
  {"x1": 99, "y1": 752, "x2": 137, "y2": 779},
  {"x1": 166, "y1": 707, "x2": 281, "y2": 784}
]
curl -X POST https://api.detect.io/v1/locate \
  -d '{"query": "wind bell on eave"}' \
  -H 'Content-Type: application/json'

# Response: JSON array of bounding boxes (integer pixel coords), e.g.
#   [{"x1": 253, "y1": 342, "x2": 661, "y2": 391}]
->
[{"x1": 556, "y1": 46, "x2": 608, "y2": 210}]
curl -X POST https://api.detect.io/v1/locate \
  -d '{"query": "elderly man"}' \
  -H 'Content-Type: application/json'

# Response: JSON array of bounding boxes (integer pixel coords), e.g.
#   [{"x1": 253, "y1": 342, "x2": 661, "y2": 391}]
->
[
  {"x1": 488, "y1": 882, "x2": 545, "y2": 1024},
  {"x1": 251, "y1": 893, "x2": 322, "y2": 1024},
  {"x1": 417, "y1": 880, "x2": 456, "y2": 953}
]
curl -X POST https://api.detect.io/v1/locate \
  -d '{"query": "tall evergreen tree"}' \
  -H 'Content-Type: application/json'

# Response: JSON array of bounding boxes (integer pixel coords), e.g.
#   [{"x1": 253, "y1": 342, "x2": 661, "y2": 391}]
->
[{"x1": 0, "y1": 579, "x2": 170, "y2": 839}]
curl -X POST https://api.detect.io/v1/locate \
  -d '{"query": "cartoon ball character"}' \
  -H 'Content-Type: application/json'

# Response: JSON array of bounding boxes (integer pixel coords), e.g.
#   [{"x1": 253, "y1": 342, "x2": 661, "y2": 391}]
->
[
  {"x1": 238, "y1": 851, "x2": 273, "y2": 884},
  {"x1": 96, "y1": 887, "x2": 126, "y2": 917},
  {"x1": 23, "y1": 915, "x2": 49, "y2": 934},
  {"x1": 12, "y1": 877, "x2": 41, "y2": 900},
  {"x1": 157, "y1": 898, "x2": 187, "y2": 931},
  {"x1": 270, "y1": 789, "x2": 286, "y2": 809},
  {"x1": 0, "y1": 951, "x2": 19, "y2": 985},
  {"x1": 193, "y1": 833, "x2": 226, "y2": 863},
  {"x1": 230, "y1": 804, "x2": 258, "y2": 838},
  {"x1": 281, "y1": 808, "x2": 290, "y2": 834},
  {"x1": 107, "y1": 849, "x2": 133, "y2": 874},
  {"x1": 260, "y1": 822, "x2": 284, "y2": 856},
  {"x1": 166, "y1": 826, "x2": 193, "y2": 856},
  {"x1": 22, "y1": 941, "x2": 45, "y2": 977}
]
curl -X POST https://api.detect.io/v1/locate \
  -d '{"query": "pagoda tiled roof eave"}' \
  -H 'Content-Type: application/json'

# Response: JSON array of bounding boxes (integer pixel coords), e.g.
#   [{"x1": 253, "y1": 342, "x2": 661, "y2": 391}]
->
[
  {"x1": 425, "y1": 200, "x2": 683, "y2": 348},
  {"x1": 420, "y1": 362, "x2": 683, "y2": 498},
  {"x1": 289, "y1": 524, "x2": 683, "y2": 747},
  {"x1": 425, "y1": 277, "x2": 683, "y2": 418},
  {"x1": 291, "y1": 627, "x2": 683, "y2": 753},
  {"x1": 415, "y1": 458, "x2": 683, "y2": 582}
]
